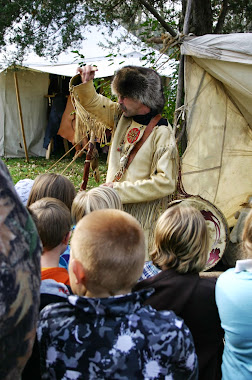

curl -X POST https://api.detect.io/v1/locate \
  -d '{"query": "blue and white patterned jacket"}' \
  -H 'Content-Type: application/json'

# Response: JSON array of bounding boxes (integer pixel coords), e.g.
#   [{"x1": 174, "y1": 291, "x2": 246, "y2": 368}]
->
[{"x1": 37, "y1": 289, "x2": 198, "y2": 380}]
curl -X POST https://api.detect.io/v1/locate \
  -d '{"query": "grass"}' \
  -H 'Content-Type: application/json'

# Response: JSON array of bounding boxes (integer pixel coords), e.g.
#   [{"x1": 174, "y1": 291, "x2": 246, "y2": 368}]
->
[{"x1": 2, "y1": 150, "x2": 108, "y2": 191}]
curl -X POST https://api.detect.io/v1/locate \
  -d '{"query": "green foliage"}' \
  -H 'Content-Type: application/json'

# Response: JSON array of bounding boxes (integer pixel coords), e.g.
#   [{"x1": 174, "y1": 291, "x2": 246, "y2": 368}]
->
[
  {"x1": 1, "y1": 1, "x2": 250, "y2": 63},
  {"x1": 72, "y1": 50, "x2": 86, "y2": 66},
  {"x1": 94, "y1": 78, "x2": 117, "y2": 101},
  {"x1": 71, "y1": 49, "x2": 116, "y2": 100},
  {"x1": 212, "y1": 0, "x2": 252, "y2": 33},
  {"x1": 2, "y1": 153, "x2": 108, "y2": 191},
  {"x1": 1, "y1": 0, "x2": 250, "y2": 149},
  {"x1": 162, "y1": 60, "x2": 179, "y2": 124}
]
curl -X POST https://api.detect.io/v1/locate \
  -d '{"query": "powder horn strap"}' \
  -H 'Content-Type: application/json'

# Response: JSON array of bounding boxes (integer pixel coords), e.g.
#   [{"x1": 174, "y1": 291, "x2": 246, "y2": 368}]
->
[
  {"x1": 126, "y1": 114, "x2": 162, "y2": 169},
  {"x1": 112, "y1": 114, "x2": 162, "y2": 182}
]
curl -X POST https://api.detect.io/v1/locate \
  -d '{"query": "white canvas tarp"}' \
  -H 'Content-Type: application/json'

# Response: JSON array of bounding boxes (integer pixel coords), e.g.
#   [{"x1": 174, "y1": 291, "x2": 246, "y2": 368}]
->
[
  {"x1": 25, "y1": 51, "x2": 172, "y2": 79},
  {"x1": 0, "y1": 66, "x2": 49, "y2": 157},
  {"x1": 181, "y1": 34, "x2": 252, "y2": 227}
]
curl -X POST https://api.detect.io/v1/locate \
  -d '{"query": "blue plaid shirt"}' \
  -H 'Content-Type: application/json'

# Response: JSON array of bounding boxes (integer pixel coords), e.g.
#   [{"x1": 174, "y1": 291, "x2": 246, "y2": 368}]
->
[{"x1": 139, "y1": 261, "x2": 161, "y2": 281}]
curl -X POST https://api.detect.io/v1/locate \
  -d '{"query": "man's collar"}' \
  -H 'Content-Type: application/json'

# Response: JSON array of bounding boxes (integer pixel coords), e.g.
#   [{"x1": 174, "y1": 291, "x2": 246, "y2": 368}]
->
[
  {"x1": 234, "y1": 259, "x2": 252, "y2": 273},
  {"x1": 133, "y1": 111, "x2": 168, "y2": 126}
]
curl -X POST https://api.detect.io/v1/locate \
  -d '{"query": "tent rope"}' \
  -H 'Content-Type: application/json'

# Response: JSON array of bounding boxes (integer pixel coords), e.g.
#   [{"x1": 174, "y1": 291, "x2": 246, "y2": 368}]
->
[
  {"x1": 46, "y1": 137, "x2": 88, "y2": 173},
  {"x1": 160, "y1": 32, "x2": 185, "y2": 54},
  {"x1": 60, "y1": 141, "x2": 89, "y2": 175}
]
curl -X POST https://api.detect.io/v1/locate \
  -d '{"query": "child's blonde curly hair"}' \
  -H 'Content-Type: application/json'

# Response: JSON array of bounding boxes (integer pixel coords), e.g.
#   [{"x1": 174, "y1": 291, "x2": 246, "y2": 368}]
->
[{"x1": 151, "y1": 204, "x2": 209, "y2": 274}]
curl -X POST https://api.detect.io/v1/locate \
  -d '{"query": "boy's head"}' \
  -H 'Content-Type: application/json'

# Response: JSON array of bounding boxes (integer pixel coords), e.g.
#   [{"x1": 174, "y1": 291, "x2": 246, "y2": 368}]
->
[
  {"x1": 29, "y1": 197, "x2": 72, "y2": 252},
  {"x1": 27, "y1": 173, "x2": 76, "y2": 211},
  {"x1": 71, "y1": 186, "x2": 123, "y2": 224},
  {"x1": 69, "y1": 209, "x2": 145, "y2": 297},
  {"x1": 151, "y1": 204, "x2": 209, "y2": 274}
]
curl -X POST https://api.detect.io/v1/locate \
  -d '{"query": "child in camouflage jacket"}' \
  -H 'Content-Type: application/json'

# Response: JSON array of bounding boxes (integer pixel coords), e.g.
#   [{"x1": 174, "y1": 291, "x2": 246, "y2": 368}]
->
[{"x1": 37, "y1": 209, "x2": 198, "y2": 380}]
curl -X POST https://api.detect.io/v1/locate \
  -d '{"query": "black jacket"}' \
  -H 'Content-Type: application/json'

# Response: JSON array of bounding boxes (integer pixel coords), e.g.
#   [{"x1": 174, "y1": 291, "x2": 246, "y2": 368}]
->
[{"x1": 134, "y1": 269, "x2": 224, "y2": 380}]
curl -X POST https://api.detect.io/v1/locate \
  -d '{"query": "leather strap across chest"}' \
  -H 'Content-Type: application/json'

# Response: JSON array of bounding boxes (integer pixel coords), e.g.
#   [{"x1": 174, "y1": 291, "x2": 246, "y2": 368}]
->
[{"x1": 125, "y1": 113, "x2": 162, "y2": 169}]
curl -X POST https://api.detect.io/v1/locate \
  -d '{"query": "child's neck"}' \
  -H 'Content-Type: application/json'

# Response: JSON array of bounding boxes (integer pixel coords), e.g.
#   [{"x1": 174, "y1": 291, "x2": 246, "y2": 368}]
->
[
  {"x1": 84, "y1": 288, "x2": 132, "y2": 298},
  {"x1": 41, "y1": 245, "x2": 65, "y2": 268}
]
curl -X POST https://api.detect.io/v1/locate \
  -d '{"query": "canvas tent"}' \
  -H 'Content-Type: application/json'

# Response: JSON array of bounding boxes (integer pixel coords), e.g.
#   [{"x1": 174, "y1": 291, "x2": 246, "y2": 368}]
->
[
  {"x1": 180, "y1": 33, "x2": 252, "y2": 227},
  {"x1": 0, "y1": 66, "x2": 50, "y2": 157},
  {"x1": 0, "y1": 52, "x2": 173, "y2": 159},
  {"x1": 0, "y1": 23, "x2": 174, "y2": 159}
]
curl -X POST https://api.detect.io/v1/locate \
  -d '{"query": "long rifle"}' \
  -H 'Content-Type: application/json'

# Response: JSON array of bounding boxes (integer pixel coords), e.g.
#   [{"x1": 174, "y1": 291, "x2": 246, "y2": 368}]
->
[{"x1": 80, "y1": 131, "x2": 95, "y2": 190}]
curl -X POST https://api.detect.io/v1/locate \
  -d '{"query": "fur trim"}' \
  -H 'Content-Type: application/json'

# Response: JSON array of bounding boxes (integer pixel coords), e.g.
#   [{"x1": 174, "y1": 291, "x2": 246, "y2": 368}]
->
[
  {"x1": 123, "y1": 194, "x2": 175, "y2": 255},
  {"x1": 111, "y1": 66, "x2": 165, "y2": 113}
]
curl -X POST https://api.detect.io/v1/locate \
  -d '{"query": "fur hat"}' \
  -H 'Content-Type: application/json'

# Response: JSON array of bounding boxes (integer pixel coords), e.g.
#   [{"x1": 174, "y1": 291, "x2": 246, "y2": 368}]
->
[{"x1": 111, "y1": 66, "x2": 165, "y2": 113}]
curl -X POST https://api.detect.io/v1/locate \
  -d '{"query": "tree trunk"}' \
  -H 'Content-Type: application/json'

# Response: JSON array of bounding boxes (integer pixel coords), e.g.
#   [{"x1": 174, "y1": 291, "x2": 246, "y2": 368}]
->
[
  {"x1": 183, "y1": 0, "x2": 213, "y2": 35},
  {"x1": 214, "y1": 0, "x2": 229, "y2": 33}
]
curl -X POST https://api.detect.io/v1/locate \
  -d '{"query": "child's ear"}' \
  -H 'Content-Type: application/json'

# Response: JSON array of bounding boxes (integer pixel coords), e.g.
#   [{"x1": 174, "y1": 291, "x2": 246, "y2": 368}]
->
[
  {"x1": 62, "y1": 231, "x2": 71, "y2": 246},
  {"x1": 71, "y1": 259, "x2": 86, "y2": 285}
]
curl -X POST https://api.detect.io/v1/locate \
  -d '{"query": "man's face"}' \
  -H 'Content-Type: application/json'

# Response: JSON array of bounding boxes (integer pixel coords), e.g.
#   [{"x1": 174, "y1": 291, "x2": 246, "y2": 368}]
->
[{"x1": 118, "y1": 96, "x2": 149, "y2": 117}]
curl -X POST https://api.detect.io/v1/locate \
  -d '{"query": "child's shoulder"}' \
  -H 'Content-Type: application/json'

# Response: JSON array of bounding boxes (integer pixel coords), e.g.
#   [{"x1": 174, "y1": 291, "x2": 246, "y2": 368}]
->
[
  {"x1": 136, "y1": 305, "x2": 196, "y2": 363},
  {"x1": 39, "y1": 298, "x2": 72, "y2": 321},
  {"x1": 138, "y1": 303, "x2": 189, "y2": 335}
]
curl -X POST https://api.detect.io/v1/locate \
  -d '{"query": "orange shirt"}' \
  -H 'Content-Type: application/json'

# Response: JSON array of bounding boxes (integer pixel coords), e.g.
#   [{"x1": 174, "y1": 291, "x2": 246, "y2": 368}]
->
[{"x1": 41, "y1": 267, "x2": 70, "y2": 285}]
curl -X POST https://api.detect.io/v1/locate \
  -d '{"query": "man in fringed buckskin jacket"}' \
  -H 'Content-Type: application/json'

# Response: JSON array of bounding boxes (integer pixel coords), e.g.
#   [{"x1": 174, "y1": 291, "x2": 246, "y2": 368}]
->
[{"x1": 70, "y1": 65, "x2": 178, "y2": 259}]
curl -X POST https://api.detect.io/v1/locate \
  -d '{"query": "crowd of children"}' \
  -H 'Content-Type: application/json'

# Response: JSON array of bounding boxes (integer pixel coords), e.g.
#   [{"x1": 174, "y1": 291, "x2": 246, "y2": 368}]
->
[
  {"x1": 1, "y1": 160, "x2": 252, "y2": 379},
  {"x1": 38, "y1": 209, "x2": 198, "y2": 379}
]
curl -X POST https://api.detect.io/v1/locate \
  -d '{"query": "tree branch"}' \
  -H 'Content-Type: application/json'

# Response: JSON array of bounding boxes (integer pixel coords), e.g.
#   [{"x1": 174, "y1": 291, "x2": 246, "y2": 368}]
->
[
  {"x1": 214, "y1": 0, "x2": 229, "y2": 34},
  {"x1": 138, "y1": 0, "x2": 177, "y2": 37}
]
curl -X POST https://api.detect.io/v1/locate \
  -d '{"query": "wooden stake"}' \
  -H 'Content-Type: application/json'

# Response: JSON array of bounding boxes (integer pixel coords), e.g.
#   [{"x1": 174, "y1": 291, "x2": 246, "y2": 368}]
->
[{"x1": 14, "y1": 71, "x2": 29, "y2": 162}]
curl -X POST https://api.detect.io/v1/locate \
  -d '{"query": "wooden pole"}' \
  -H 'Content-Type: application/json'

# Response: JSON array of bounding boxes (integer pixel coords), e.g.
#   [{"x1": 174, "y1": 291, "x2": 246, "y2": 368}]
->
[
  {"x1": 14, "y1": 71, "x2": 29, "y2": 162},
  {"x1": 183, "y1": 0, "x2": 193, "y2": 35},
  {"x1": 174, "y1": 0, "x2": 194, "y2": 116},
  {"x1": 174, "y1": 0, "x2": 194, "y2": 152}
]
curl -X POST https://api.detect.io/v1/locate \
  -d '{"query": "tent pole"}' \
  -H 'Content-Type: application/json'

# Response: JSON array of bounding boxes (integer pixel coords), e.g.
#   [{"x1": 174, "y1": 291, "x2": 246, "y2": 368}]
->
[
  {"x1": 174, "y1": 0, "x2": 193, "y2": 153},
  {"x1": 14, "y1": 71, "x2": 29, "y2": 162},
  {"x1": 175, "y1": 0, "x2": 194, "y2": 120}
]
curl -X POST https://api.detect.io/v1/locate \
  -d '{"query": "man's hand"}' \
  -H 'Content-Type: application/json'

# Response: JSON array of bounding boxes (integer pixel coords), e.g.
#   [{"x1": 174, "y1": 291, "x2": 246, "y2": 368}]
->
[
  {"x1": 101, "y1": 182, "x2": 114, "y2": 188},
  {"x1": 77, "y1": 65, "x2": 98, "y2": 84}
]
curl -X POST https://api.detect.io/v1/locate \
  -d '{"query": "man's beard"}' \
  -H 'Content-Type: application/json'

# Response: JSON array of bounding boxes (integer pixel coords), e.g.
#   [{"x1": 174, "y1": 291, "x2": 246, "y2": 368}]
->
[
  {"x1": 120, "y1": 104, "x2": 127, "y2": 112},
  {"x1": 120, "y1": 105, "x2": 132, "y2": 118}
]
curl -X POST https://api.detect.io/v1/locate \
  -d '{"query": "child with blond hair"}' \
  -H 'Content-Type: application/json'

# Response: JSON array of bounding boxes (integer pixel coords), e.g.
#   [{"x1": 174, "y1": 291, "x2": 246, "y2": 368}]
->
[
  {"x1": 37, "y1": 209, "x2": 198, "y2": 379},
  {"x1": 72, "y1": 185, "x2": 162, "y2": 280},
  {"x1": 135, "y1": 204, "x2": 224, "y2": 380},
  {"x1": 71, "y1": 185, "x2": 122, "y2": 224}
]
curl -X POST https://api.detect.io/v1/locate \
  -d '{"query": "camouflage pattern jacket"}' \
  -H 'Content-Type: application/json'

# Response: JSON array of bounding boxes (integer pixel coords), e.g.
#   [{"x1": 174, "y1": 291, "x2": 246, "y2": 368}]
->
[
  {"x1": 37, "y1": 289, "x2": 198, "y2": 380},
  {"x1": 0, "y1": 160, "x2": 41, "y2": 380}
]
